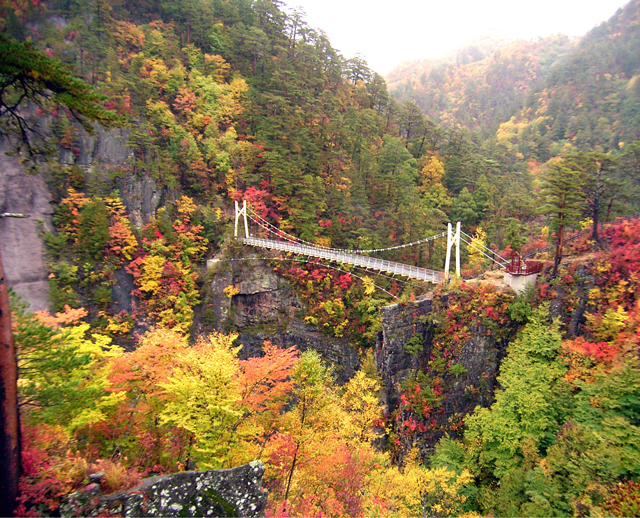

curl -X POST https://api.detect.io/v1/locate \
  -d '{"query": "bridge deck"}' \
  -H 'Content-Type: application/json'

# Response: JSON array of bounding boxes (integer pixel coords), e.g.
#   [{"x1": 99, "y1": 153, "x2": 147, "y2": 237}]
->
[{"x1": 238, "y1": 237, "x2": 443, "y2": 283}]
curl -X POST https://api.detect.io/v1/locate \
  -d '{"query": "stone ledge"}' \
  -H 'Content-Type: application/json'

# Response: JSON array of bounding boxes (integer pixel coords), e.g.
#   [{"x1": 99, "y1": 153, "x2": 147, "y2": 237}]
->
[{"x1": 62, "y1": 461, "x2": 268, "y2": 518}]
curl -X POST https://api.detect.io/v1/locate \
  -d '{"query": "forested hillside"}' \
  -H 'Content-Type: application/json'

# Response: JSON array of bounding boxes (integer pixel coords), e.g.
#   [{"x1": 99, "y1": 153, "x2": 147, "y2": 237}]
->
[
  {"x1": 388, "y1": 35, "x2": 577, "y2": 138},
  {"x1": 1, "y1": 0, "x2": 640, "y2": 516},
  {"x1": 389, "y1": 0, "x2": 640, "y2": 161}
]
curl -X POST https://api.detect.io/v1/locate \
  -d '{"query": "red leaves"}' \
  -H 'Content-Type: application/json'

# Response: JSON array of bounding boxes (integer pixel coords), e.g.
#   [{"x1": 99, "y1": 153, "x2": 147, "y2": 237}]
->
[
  {"x1": 16, "y1": 424, "x2": 86, "y2": 516},
  {"x1": 234, "y1": 186, "x2": 275, "y2": 222},
  {"x1": 334, "y1": 273, "x2": 352, "y2": 290},
  {"x1": 566, "y1": 336, "x2": 618, "y2": 363}
]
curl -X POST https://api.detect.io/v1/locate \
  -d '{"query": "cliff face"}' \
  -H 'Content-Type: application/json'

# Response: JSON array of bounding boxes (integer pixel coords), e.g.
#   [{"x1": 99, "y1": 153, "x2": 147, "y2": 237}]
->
[
  {"x1": 0, "y1": 126, "x2": 175, "y2": 311},
  {"x1": 376, "y1": 288, "x2": 515, "y2": 452},
  {"x1": 207, "y1": 257, "x2": 359, "y2": 382},
  {"x1": 0, "y1": 148, "x2": 53, "y2": 311}
]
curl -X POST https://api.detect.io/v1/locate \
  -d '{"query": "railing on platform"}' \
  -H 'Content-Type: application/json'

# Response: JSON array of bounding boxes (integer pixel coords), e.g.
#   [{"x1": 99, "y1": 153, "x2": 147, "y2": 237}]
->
[
  {"x1": 505, "y1": 253, "x2": 542, "y2": 276},
  {"x1": 238, "y1": 236, "x2": 444, "y2": 283}
]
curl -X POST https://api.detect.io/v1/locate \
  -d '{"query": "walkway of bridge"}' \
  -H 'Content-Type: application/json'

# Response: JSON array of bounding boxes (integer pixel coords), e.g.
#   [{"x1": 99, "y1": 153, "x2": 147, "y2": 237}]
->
[{"x1": 238, "y1": 236, "x2": 444, "y2": 283}]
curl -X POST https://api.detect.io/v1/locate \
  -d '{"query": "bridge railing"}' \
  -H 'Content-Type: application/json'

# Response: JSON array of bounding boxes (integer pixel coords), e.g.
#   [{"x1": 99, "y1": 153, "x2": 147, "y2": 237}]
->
[{"x1": 238, "y1": 237, "x2": 443, "y2": 283}]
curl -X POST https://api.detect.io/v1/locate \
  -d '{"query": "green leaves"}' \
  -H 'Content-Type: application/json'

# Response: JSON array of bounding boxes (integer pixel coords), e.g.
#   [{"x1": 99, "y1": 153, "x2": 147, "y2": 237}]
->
[
  {"x1": 14, "y1": 303, "x2": 125, "y2": 432},
  {"x1": 0, "y1": 33, "x2": 122, "y2": 153},
  {"x1": 465, "y1": 305, "x2": 568, "y2": 479}
]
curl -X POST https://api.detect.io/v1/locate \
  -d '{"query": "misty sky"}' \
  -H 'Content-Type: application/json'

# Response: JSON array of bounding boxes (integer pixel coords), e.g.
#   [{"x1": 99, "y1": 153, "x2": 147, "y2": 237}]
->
[{"x1": 286, "y1": 0, "x2": 630, "y2": 75}]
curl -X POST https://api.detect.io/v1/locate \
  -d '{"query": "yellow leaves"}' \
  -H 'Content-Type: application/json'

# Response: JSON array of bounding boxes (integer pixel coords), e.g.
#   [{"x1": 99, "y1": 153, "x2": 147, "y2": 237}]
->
[
  {"x1": 586, "y1": 305, "x2": 629, "y2": 342},
  {"x1": 322, "y1": 298, "x2": 345, "y2": 317},
  {"x1": 580, "y1": 217, "x2": 594, "y2": 231},
  {"x1": 304, "y1": 315, "x2": 319, "y2": 326},
  {"x1": 135, "y1": 254, "x2": 165, "y2": 295},
  {"x1": 468, "y1": 227, "x2": 488, "y2": 271},
  {"x1": 218, "y1": 76, "x2": 248, "y2": 126},
  {"x1": 139, "y1": 57, "x2": 169, "y2": 88},
  {"x1": 145, "y1": 99, "x2": 176, "y2": 129},
  {"x1": 398, "y1": 450, "x2": 475, "y2": 518},
  {"x1": 223, "y1": 285, "x2": 239, "y2": 298},
  {"x1": 339, "y1": 371, "x2": 383, "y2": 445},
  {"x1": 175, "y1": 194, "x2": 197, "y2": 219},
  {"x1": 159, "y1": 332, "x2": 243, "y2": 469},
  {"x1": 204, "y1": 53, "x2": 231, "y2": 83},
  {"x1": 363, "y1": 276, "x2": 376, "y2": 296},
  {"x1": 419, "y1": 155, "x2": 445, "y2": 191},
  {"x1": 315, "y1": 236, "x2": 332, "y2": 248}
]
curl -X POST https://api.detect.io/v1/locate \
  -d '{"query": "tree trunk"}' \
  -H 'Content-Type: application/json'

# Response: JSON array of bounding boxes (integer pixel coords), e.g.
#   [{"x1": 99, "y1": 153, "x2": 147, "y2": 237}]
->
[
  {"x1": 592, "y1": 202, "x2": 599, "y2": 244},
  {"x1": 0, "y1": 249, "x2": 20, "y2": 517},
  {"x1": 283, "y1": 443, "x2": 299, "y2": 503},
  {"x1": 553, "y1": 222, "x2": 564, "y2": 277}
]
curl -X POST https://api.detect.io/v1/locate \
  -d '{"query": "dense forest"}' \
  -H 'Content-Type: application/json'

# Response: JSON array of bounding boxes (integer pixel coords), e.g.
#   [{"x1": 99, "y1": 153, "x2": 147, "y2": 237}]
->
[{"x1": 1, "y1": 0, "x2": 640, "y2": 516}]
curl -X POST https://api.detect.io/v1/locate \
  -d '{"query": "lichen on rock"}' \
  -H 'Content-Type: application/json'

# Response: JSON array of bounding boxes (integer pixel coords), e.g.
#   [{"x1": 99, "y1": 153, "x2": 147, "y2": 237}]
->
[{"x1": 62, "y1": 462, "x2": 267, "y2": 517}]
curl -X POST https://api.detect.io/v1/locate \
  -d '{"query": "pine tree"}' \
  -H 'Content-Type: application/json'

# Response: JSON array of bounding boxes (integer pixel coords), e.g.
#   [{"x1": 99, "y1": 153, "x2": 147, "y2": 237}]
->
[
  {"x1": 0, "y1": 33, "x2": 122, "y2": 155},
  {"x1": 538, "y1": 159, "x2": 584, "y2": 275}
]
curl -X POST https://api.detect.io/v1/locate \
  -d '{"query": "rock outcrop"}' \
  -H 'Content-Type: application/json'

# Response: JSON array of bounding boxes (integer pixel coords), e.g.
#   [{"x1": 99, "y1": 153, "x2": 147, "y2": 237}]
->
[
  {"x1": 376, "y1": 290, "x2": 513, "y2": 449},
  {"x1": 207, "y1": 257, "x2": 359, "y2": 382},
  {"x1": 62, "y1": 461, "x2": 268, "y2": 517},
  {"x1": 0, "y1": 148, "x2": 54, "y2": 311}
]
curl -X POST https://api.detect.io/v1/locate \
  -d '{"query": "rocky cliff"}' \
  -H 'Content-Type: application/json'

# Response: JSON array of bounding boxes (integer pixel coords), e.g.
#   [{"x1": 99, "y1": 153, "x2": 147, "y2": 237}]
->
[
  {"x1": 206, "y1": 255, "x2": 359, "y2": 382},
  {"x1": 375, "y1": 284, "x2": 519, "y2": 452},
  {"x1": 0, "y1": 148, "x2": 53, "y2": 311}
]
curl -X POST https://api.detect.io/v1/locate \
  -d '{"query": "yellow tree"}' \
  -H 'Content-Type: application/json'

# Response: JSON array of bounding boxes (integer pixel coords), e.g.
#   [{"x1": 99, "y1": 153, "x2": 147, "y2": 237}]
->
[
  {"x1": 159, "y1": 332, "x2": 242, "y2": 469},
  {"x1": 339, "y1": 370, "x2": 384, "y2": 445},
  {"x1": 419, "y1": 155, "x2": 446, "y2": 192},
  {"x1": 362, "y1": 450, "x2": 474, "y2": 518},
  {"x1": 402, "y1": 453, "x2": 474, "y2": 518},
  {"x1": 467, "y1": 226, "x2": 489, "y2": 273}
]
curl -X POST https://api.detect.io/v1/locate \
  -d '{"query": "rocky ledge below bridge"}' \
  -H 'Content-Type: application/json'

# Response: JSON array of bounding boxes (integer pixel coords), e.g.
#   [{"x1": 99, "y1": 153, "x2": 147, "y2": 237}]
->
[{"x1": 61, "y1": 461, "x2": 267, "y2": 517}]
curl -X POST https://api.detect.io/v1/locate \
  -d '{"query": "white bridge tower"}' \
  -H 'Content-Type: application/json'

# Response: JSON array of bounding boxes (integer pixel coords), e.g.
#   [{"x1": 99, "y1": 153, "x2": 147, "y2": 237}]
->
[
  {"x1": 444, "y1": 221, "x2": 461, "y2": 280},
  {"x1": 234, "y1": 200, "x2": 249, "y2": 238}
]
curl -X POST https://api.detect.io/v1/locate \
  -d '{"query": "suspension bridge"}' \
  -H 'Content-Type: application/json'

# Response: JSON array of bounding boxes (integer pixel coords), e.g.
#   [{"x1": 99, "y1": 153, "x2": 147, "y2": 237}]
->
[{"x1": 234, "y1": 200, "x2": 513, "y2": 284}]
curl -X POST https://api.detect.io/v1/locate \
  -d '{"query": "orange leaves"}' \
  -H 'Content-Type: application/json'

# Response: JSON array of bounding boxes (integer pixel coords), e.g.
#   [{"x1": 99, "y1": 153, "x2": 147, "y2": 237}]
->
[
  {"x1": 173, "y1": 86, "x2": 198, "y2": 115},
  {"x1": 34, "y1": 305, "x2": 88, "y2": 328},
  {"x1": 108, "y1": 218, "x2": 138, "y2": 261},
  {"x1": 109, "y1": 327, "x2": 188, "y2": 400},
  {"x1": 239, "y1": 341, "x2": 298, "y2": 416},
  {"x1": 564, "y1": 336, "x2": 618, "y2": 364},
  {"x1": 56, "y1": 188, "x2": 89, "y2": 236}
]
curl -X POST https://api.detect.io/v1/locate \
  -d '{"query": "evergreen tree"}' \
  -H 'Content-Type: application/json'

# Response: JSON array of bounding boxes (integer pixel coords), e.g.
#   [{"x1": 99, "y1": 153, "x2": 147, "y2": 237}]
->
[
  {"x1": 0, "y1": 34, "x2": 122, "y2": 155},
  {"x1": 451, "y1": 187, "x2": 479, "y2": 228},
  {"x1": 569, "y1": 151, "x2": 621, "y2": 243},
  {"x1": 538, "y1": 158, "x2": 584, "y2": 275}
]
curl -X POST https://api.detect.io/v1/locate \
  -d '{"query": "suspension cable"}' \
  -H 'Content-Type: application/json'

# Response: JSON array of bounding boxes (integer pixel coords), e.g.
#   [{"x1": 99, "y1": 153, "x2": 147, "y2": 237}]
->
[
  {"x1": 246, "y1": 206, "x2": 447, "y2": 254},
  {"x1": 459, "y1": 236, "x2": 508, "y2": 267},
  {"x1": 460, "y1": 230, "x2": 509, "y2": 265}
]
